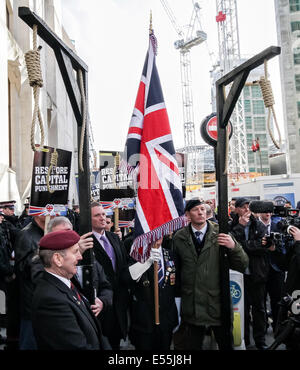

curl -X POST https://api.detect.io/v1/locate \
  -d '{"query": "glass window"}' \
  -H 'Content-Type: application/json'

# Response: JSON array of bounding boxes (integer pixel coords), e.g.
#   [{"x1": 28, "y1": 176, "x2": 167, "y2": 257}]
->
[
  {"x1": 247, "y1": 135, "x2": 253, "y2": 148},
  {"x1": 248, "y1": 152, "x2": 255, "y2": 164},
  {"x1": 256, "y1": 134, "x2": 268, "y2": 147},
  {"x1": 294, "y1": 50, "x2": 300, "y2": 64},
  {"x1": 297, "y1": 102, "x2": 300, "y2": 118},
  {"x1": 245, "y1": 116, "x2": 252, "y2": 130},
  {"x1": 291, "y1": 21, "x2": 300, "y2": 32},
  {"x1": 243, "y1": 86, "x2": 250, "y2": 98},
  {"x1": 260, "y1": 151, "x2": 269, "y2": 165},
  {"x1": 249, "y1": 167, "x2": 256, "y2": 173},
  {"x1": 244, "y1": 100, "x2": 251, "y2": 113},
  {"x1": 296, "y1": 74, "x2": 300, "y2": 92},
  {"x1": 290, "y1": 0, "x2": 300, "y2": 12},
  {"x1": 252, "y1": 100, "x2": 265, "y2": 114},
  {"x1": 251, "y1": 85, "x2": 262, "y2": 98},
  {"x1": 253, "y1": 116, "x2": 266, "y2": 131}
]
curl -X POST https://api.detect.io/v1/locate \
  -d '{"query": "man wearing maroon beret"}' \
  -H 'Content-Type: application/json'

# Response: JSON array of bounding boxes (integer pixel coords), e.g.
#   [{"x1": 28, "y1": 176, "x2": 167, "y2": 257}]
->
[{"x1": 31, "y1": 229, "x2": 106, "y2": 350}]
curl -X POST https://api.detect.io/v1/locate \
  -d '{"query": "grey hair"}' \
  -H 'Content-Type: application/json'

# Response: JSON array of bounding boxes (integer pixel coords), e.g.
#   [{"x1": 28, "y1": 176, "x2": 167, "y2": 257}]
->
[
  {"x1": 204, "y1": 203, "x2": 212, "y2": 217},
  {"x1": 47, "y1": 216, "x2": 73, "y2": 233},
  {"x1": 39, "y1": 248, "x2": 66, "y2": 268}
]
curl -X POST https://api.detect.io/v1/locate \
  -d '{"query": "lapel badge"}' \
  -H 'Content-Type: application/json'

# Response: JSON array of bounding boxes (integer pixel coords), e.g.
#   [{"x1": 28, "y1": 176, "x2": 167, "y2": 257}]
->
[
  {"x1": 170, "y1": 273, "x2": 175, "y2": 285},
  {"x1": 73, "y1": 295, "x2": 81, "y2": 305},
  {"x1": 143, "y1": 280, "x2": 150, "y2": 287}
]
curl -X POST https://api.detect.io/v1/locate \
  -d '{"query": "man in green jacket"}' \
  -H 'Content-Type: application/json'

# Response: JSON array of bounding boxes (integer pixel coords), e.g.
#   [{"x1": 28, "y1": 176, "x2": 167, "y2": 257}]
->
[{"x1": 172, "y1": 199, "x2": 249, "y2": 350}]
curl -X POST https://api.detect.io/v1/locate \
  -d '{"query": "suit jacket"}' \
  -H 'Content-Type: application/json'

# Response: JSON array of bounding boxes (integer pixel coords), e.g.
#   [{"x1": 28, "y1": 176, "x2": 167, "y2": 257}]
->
[
  {"x1": 92, "y1": 231, "x2": 130, "y2": 340},
  {"x1": 32, "y1": 271, "x2": 103, "y2": 350},
  {"x1": 128, "y1": 248, "x2": 178, "y2": 340}
]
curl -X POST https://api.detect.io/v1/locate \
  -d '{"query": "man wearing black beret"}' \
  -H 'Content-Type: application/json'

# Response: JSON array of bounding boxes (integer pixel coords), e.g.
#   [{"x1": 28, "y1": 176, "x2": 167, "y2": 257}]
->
[
  {"x1": 173, "y1": 199, "x2": 249, "y2": 350},
  {"x1": 31, "y1": 229, "x2": 107, "y2": 350}
]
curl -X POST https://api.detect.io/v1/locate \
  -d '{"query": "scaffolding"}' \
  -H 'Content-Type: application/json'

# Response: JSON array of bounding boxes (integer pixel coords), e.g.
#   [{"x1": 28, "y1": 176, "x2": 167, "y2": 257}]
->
[{"x1": 215, "y1": 0, "x2": 249, "y2": 175}]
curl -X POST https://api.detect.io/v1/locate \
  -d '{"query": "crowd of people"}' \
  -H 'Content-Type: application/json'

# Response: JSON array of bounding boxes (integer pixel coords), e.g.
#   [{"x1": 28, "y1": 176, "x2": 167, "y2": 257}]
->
[{"x1": 0, "y1": 196, "x2": 299, "y2": 351}]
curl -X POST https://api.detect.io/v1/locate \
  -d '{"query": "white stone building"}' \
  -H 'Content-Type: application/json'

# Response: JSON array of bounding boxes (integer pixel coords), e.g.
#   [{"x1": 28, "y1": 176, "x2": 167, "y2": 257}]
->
[{"x1": 1, "y1": 0, "x2": 80, "y2": 213}]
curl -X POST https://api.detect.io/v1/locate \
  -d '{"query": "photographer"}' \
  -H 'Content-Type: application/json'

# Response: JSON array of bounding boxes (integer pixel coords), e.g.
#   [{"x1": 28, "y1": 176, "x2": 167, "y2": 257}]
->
[
  {"x1": 283, "y1": 226, "x2": 300, "y2": 296},
  {"x1": 269, "y1": 225, "x2": 300, "y2": 350},
  {"x1": 229, "y1": 198, "x2": 269, "y2": 350},
  {"x1": 260, "y1": 212, "x2": 286, "y2": 332}
]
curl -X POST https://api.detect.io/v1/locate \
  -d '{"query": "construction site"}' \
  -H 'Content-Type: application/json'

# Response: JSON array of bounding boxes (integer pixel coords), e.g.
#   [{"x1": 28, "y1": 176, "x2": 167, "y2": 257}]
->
[{"x1": 1, "y1": 0, "x2": 300, "y2": 354}]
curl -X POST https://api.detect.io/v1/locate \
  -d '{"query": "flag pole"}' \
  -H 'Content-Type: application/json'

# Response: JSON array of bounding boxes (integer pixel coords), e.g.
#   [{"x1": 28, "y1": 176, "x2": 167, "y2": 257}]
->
[
  {"x1": 149, "y1": 9, "x2": 160, "y2": 325},
  {"x1": 153, "y1": 240, "x2": 160, "y2": 325}
]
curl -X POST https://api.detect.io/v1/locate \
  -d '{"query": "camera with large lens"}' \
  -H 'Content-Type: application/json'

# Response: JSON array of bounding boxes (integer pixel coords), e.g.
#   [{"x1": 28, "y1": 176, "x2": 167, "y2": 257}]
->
[
  {"x1": 274, "y1": 206, "x2": 300, "y2": 238},
  {"x1": 265, "y1": 231, "x2": 283, "y2": 248},
  {"x1": 249, "y1": 201, "x2": 300, "y2": 252}
]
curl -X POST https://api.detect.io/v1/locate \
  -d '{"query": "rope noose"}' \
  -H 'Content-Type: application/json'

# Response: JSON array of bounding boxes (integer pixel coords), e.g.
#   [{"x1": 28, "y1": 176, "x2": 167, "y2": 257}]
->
[
  {"x1": 258, "y1": 60, "x2": 282, "y2": 149},
  {"x1": 25, "y1": 25, "x2": 58, "y2": 194},
  {"x1": 25, "y1": 24, "x2": 45, "y2": 151},
  {"x1": 78, "y1": 69, "x2": 87, "y2": 172},
  {"x1": 46, "y1": 149, "x2": 58, "y2": 194}
]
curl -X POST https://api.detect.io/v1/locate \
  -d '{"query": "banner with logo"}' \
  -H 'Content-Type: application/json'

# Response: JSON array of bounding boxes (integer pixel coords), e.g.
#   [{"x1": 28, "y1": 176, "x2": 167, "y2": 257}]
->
[{"x1": 29, "y1": 146, "x2": 72, "y2": 216}]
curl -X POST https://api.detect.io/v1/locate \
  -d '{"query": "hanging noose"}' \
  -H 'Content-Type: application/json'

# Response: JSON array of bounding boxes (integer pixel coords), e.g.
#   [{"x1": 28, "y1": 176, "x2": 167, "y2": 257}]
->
[
  {"x1": 25, "y1": 25, "x2": 58, "y2": 194},
  {"x1": 258, "y1": 60, "x2": 282, "y2": 150},
  {"x1": 25, "y1": 24, "x2": 45, "y2": 151}
]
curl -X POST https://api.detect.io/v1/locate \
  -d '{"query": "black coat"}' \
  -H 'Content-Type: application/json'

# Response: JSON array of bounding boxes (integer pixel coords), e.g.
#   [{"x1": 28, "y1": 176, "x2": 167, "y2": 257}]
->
[
  {"x1": 92, "y1": 231, "x2": 130, "y2": 340},
  {"x1": 32, "y1": 271, "x2": 104, "y2": 350},
  {"x1": 128, "y1": 248, "x2": 178, "y2": 343},
  {"x1": 73, "y1": 258, "x2": 113, "y2": 313},
  {"x1": 229, "y1": 214, "x2": 269, "y2": 283},
  {"x1": 0, "y1": 224, "x2": 14, "y2": 280},
  {"x1": 283, "y1": 241, "x2": 300, "y2": 295},
  {"x1": 14, "y1": 219, "x2": 44, "y2": 319}
]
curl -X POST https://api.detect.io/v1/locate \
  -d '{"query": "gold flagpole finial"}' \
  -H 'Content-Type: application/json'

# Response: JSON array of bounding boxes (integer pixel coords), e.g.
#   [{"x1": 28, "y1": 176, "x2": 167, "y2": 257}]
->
[{"x1": 149, "y1": 10, "x2": 153, "y2": 34}]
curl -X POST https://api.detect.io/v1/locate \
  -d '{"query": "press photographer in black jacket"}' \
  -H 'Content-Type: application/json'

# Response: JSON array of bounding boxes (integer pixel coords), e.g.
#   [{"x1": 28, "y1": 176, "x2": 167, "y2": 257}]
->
[
  {"x1": 229, "y1": 197, "x2": 269, "y2": 350},
  {"x1": 283, "y1": 226, "x2": 300, "y2": 296}
]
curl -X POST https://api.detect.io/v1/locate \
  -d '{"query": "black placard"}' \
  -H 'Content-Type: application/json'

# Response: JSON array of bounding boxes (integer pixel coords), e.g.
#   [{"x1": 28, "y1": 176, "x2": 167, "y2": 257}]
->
[{"x1": 29, "y1": 146, "x2": 72, "y2": 215}]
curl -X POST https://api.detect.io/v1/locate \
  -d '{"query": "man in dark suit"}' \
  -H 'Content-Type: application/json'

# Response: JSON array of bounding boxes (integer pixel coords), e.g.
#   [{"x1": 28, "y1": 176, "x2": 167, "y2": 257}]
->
[
  {"x1": 32, "y1": 229, "x2": 106, "y2": 350},
  {"x1": 91, "y1": 202, "x2": 130, "y2": 350},
  {"x1": 128, "y1": 237, "x2": 178, "y2": 350},
  {"x1": 259, "y1": 211, "x2": 286, "y2": 332}
]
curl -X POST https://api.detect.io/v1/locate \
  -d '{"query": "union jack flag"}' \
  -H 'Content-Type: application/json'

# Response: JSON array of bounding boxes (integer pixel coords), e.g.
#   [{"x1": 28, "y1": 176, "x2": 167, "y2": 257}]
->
[{"x1": 123, "y1": 29, "x2": 186, "y2": 263}]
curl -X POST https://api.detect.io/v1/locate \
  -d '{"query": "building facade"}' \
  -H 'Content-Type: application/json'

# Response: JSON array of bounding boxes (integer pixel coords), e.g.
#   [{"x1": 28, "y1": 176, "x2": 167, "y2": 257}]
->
[
  {"x1": 210, "y1": 64, "x2": 273, "y2": 177},
  {"x1": 274, "y1": 0, "x2": 300, "y2": 174},
  {"x1": 1, "y1": 0, "x2": 79, "y2": 212},
  {"x1": 243, "y1": 64, "x2": 273, "y2": 176}
]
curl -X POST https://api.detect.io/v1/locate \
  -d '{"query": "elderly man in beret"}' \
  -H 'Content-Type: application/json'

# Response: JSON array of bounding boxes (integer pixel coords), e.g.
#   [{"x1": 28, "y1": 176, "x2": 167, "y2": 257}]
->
[
  {"x1": 172, "y1": 199, "x2": 249, "y2": 350},
  {"x1": 31, "y1": 229, "x2": 107, "y2": 350}
]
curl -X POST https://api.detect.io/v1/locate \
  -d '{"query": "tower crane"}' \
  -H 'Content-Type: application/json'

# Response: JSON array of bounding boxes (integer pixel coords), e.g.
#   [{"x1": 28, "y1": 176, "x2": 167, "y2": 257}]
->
[
  {"x1": 213, "y1": 0, "x2": 249, "y2": 176},
  {"x1": 160, "y1": 0, "x2": 207, "y2": 188}
]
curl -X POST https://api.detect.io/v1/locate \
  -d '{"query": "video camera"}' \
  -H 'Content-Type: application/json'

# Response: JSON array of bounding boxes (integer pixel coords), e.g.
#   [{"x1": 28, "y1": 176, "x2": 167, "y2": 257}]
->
[
  {"x1": 249, "y1": 201, "x2": 300, "y2": 245},
  {"x1": 274, "y1": 206, "x2": 300, "y2": 234}
]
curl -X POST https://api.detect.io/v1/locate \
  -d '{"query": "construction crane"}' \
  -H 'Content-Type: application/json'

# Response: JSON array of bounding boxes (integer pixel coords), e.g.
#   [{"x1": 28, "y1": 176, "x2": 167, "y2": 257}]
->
[
  {"x1": 160, "y1": 0, "x2": 207, "y2": 188},
  {"x1": 213, "y1": 0, "x2": 249, "y2": 176}
]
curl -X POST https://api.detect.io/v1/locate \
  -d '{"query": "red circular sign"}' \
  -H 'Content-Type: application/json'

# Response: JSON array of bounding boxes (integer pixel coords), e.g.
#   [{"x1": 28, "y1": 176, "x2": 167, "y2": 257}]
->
[
  {"x1": 200, "y1": 113, "x2": 233, "y2": 147},
  {"x1": 207, "y1": 116, "x2": 218, "y2": 141}
]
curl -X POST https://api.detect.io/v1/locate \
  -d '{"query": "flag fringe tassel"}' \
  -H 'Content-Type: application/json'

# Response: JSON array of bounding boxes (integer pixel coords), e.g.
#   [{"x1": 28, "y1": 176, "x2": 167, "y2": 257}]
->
[{"x1": 130, "y1": 215, "x2": 188, "y2": 263}]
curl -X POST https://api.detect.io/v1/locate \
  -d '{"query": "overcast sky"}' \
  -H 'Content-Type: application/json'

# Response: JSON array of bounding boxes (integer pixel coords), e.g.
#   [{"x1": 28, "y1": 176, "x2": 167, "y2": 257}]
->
[{"x1": 61, "y1": 0, "x2": 283, "y2": 153}]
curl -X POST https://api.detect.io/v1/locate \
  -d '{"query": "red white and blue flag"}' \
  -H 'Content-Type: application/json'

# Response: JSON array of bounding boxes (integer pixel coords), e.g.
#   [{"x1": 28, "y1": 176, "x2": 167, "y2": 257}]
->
[{"x1": 123, "y1": 29, "x2": 186, "y2": 262}]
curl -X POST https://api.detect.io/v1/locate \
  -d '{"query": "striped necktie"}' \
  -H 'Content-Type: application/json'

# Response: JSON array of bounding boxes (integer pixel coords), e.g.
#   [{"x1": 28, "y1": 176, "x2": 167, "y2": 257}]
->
[{"x1": 157, "y1": 259, "x2": 164, "y2": 286}]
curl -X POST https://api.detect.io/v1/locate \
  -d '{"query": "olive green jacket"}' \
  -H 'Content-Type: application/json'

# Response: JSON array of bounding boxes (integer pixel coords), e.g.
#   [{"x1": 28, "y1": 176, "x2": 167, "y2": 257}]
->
[{"x1": 172, "y1": 221, "x2": 249, "y2": 326}]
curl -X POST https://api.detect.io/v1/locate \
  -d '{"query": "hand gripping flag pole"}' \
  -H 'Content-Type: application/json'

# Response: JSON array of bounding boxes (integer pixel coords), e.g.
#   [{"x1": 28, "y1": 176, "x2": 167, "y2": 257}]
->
[{"x1": 122, "y1": 13, "x2": 186, "y2": 324}]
